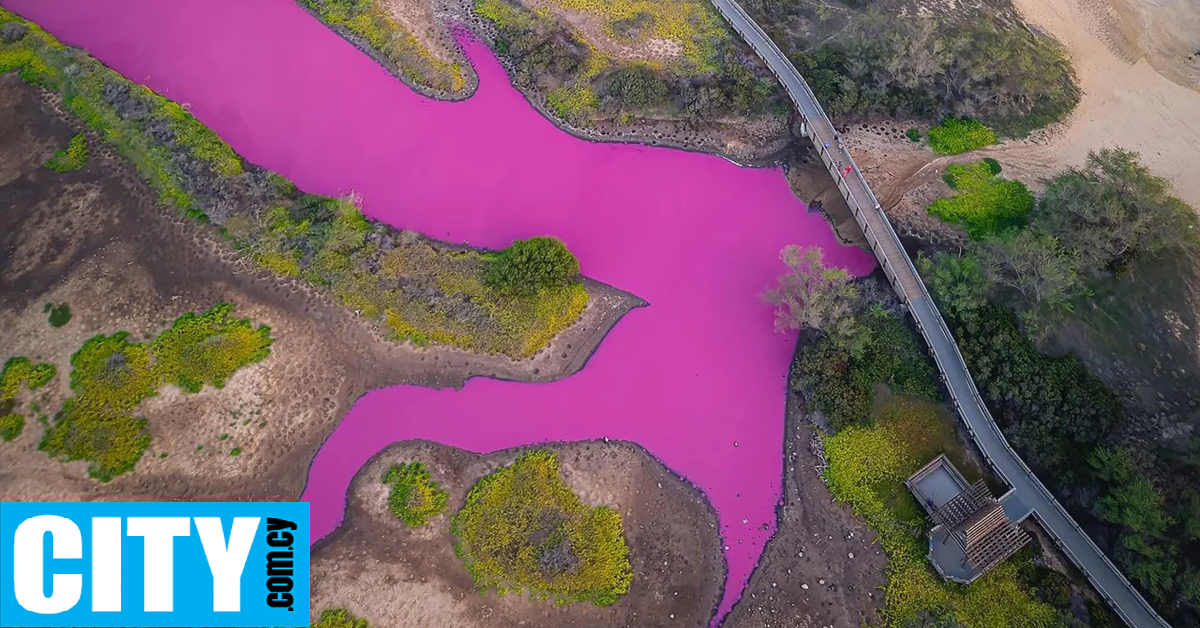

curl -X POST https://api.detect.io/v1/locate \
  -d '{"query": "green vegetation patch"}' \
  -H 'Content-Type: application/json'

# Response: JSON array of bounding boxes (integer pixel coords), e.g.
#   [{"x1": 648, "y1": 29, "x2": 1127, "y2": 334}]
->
[
  {"x1": 153, "y1": 303, "x2": 273, "y2": 393},
  {"x1": 44, "y1": 132, "x2": 88, "y2": 171},
  {"x1": 0, "y1": 8, "x2": 584, "y2": 358},
  {"x1": 383, "y1": 462, "x2": 449, "y2": 527},
  {"x1": 0, "y1": 356, "x2": 55, "y2": 444},
  {"x1": 451, "y1": 450, "x2": 633, "y2": 605},
  {"x1": 296, "y1": 0, "x2": 465, "y2": 93},
  {"x1": 793, "y1": 308, "x2": 937, "y2": 431},
  {"x1": 928, "y1": 161, "x2": 1033, "y2": 238},
  {"x1": 44, "y1": 302, "x2": 72, "y2": 327},
  {"x1": 1, "y1": 356, "x2": 57, "y2": 401},
  {"x1": 39, "y1": 304, "x2": 272, "y2": 481},
  {"x1": 40, "y1": 332, "x2": 158, "y2": 481},
  {"x1": 312, "y1": 608, "x2": 370, "y2": 628},
  {"x1": 824, "y1": 396, "x2": 1063, "y2": 628},
  {"x1": 0, "y1": 413, "x2": 23, "y2": 442},
  {"x1": 927, "y1": 118, "x2": 997, "y2": 155}
]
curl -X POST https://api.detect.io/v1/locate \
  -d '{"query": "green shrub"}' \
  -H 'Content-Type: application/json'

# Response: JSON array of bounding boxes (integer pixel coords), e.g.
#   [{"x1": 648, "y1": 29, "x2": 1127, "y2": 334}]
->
[
  {"x1": 44, "y1": 302, "x2": 72, "y2": 328},
  {"x1": 603, "y1": 65, "x2": 671, "y2": 111},
  {"x1": 450, "y1": 450, "x2": 633, "y2": 605},
  {"x1": 928, "y1": 161, "x2": 1033, "y2": 238},
  {"x1": 0, "y1": 413, "x2": 23, "y2": 442},
  {"x1": 485, "y1": 237, "x2": 581, "y2": 296},
  {"x1": 906, "y1": 128, "x2": 921, "y2": 142},
  {"x1": 946, "y1": 303, "x2": 1121, "y2": 478},
  {"x1": 1, "y1": 356, "x2": 57, "y2": 401},
  {"x1": 152, "y1": 303, "x2": 272, "y2": 393},
  {"x1": 928, "y1": 118, "x2": 997, "y2": 154},
  {"x1": 44, "y1": 133, "x2": 88, "y2": 171},
  {"x1": 982, "y1": 157, "x2": 1002, "y2": 175},
  {"x1": 383, "y1": 462, "x2": 449, "y2": 527}
]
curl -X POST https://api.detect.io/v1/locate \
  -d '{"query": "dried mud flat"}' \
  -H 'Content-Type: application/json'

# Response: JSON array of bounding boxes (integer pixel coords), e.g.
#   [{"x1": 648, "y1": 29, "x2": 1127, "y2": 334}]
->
[
  {"x1": 0, "y1": 71, "x2": 639, "y2": 503},
  {"x1": 311, "y1": 440, "x2": 724, "y2": 628}
]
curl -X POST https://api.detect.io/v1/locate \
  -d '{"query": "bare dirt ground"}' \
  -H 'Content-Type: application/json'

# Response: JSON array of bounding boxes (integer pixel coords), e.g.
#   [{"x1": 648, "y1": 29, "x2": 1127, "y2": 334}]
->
[
  {"x1": 0, "y1": 72, "x2": 640, "y2": 504},
  {"x1": 310, "y1": 440, "x2": 724, "y2": 628},
  {"x1": 722, "y1": 381, "x2": 887, "y2": 628},
  {"x1": 380, "y1": 0, "x2": 468, "y2": 68},
  {"x1": 1106, "y1": 0, "x2": 1200, "y2": 90}
]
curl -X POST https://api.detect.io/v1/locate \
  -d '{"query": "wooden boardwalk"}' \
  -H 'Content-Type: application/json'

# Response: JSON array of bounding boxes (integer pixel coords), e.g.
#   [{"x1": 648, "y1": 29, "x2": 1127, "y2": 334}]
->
[{"x1": 705, "y1": 0, "x2": 1174, "y2": 626}]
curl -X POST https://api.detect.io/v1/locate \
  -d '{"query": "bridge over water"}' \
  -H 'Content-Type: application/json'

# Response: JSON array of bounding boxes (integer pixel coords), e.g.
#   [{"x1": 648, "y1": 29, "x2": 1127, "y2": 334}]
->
[{"x1": 706, "y1": 2, "x2": 1174, "y2": 626}]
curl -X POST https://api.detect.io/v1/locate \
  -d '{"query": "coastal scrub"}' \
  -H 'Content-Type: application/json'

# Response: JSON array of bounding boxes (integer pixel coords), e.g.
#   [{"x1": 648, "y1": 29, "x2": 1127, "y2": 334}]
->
[
  {"x1": 451, "y1": 450, "x2": 634, "y2": 605},
  {"x1": 44, "y1": 132, "x2": 87, "y2": 171}
]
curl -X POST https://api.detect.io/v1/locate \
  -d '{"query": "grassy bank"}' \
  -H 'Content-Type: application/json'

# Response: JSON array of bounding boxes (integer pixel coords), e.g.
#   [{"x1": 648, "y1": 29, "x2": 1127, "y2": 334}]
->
[{"x1": 0, "y1": 8, "x2": 586, "y2": 358}]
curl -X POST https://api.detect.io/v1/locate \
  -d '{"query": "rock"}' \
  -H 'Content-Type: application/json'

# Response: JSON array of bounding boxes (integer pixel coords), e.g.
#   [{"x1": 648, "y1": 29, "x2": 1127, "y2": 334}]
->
[{"x1": 1, "y1": 22, "x2": 28, "y2": 42}]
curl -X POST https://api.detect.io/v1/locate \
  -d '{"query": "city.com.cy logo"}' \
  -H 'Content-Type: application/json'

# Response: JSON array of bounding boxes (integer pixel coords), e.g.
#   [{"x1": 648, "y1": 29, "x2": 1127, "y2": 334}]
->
[{"x1": 0, "y1": 502, "x2": 310, "y2": 627}]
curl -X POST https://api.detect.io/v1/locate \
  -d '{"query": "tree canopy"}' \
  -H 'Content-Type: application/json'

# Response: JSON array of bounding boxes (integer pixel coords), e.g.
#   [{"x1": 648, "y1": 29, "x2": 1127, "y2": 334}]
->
[{"x1": 763, "y1": 245, "x2": 866, "y2": 354}]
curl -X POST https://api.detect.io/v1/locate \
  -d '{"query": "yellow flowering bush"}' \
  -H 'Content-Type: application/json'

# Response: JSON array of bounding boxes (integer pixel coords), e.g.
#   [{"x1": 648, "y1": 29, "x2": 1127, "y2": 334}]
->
[
  {"x1": 39, "y1": 305, "x2": 272, "y2": 481},
  {"x1": 451, "y1": 450, "x2": 634, "y2": 605},
  {"x1": 383, "y1": 462, "x2": 449, "y2": 527}
]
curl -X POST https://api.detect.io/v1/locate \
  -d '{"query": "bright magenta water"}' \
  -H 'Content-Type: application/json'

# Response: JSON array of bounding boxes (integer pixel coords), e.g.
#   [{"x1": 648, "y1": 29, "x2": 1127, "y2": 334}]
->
[{"x1": 6, "y1": 0, "x2": 876, "y2": 622}]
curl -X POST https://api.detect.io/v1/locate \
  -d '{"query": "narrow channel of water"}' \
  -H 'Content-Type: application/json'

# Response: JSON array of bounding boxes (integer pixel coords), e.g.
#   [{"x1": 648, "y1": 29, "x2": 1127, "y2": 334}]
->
[{"x1": 5, "y1": 0, "x2": 877, "y2": 622}]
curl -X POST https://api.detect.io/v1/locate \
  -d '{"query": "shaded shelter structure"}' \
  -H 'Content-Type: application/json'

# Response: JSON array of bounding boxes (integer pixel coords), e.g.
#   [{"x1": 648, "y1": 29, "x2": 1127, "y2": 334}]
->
[{"x1": 905, "y1": 455, "x2": 1030, "y2": 583}]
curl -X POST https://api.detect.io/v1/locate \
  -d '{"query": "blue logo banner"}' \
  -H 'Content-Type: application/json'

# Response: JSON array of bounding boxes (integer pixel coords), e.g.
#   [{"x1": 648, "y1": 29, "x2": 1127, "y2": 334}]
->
[{"x1": 0, "y1": 502, "x2": 310, "y2": 627}]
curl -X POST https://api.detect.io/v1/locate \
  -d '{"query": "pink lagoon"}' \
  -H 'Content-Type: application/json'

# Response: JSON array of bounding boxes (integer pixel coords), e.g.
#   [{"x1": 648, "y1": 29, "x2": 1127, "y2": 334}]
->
[{"x1": 3, "y1": 0, "x2": 876, "y2": 623}]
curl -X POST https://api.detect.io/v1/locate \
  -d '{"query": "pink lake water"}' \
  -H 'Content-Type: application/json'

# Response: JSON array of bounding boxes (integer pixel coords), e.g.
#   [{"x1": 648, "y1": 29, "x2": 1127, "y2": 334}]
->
[{"x1": 5, "y1": 0, "x2": 876, "y2": 622}]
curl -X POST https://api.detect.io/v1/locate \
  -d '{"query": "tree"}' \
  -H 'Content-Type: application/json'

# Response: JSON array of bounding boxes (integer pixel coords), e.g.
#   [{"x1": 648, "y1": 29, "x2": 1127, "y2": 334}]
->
[
  {"x1": 1096, "y1": 475, "x2": 1172, "y2": 537},
  {"x1": 1037, "y1": 149, "x2": 1198, "y2": 277},
  {"x1": 485, "y1": 236, "x2": 580, "y2": 295},
  {"x1": 762, "y1": 245, "x2": 867, "y2": 354},
  {"x1": 975, "y1": 229, "x2": 1086, "y2": 329},
  {"x1": 917, "y1": 251, "x2": 990, "y2": 321}
]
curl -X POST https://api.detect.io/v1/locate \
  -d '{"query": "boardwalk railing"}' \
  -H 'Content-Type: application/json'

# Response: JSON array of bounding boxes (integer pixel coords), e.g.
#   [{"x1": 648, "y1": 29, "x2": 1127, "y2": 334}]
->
[{"x1": 705, "y1": 0, "x2": 1173, "y2": 626}]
